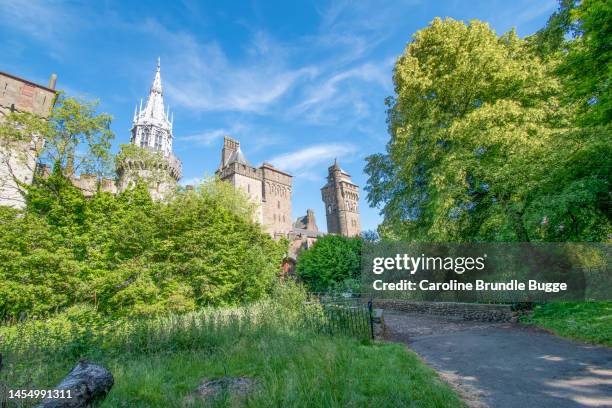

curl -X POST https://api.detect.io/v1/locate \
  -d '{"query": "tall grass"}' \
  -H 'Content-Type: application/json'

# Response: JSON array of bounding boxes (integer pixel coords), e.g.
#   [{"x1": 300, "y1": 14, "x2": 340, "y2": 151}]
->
[{"x1": 0, "y1": 287, "x2": 464, "y2": 407}]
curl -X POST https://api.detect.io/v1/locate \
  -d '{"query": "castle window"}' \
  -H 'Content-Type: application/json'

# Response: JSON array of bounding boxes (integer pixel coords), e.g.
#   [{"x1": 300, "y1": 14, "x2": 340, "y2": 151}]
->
[
  {"x1": 277, "y1": 200, "x2": 280, "y2": 209},
  {"x1": 247, "y1": 184, "x2": 250, "y2": 193},
  {"x1": 154, "y1": 129, "x2": 163, "y2": 150},
  {"x1": 140, "y1": 127, "x2": 150, "y2": 147}
]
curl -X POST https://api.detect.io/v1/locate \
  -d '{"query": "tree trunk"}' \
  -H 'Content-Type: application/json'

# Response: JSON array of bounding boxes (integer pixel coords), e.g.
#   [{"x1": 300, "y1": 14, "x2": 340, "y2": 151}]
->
[{"x1": 36, "y1": 361, "x2": 113, "y2": 408}]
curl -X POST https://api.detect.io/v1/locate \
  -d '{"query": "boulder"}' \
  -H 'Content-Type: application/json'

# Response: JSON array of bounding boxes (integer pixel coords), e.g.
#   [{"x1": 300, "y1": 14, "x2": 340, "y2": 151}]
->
[{"x1": 185, "y1": 376, "x2": 259, "y2": 405}]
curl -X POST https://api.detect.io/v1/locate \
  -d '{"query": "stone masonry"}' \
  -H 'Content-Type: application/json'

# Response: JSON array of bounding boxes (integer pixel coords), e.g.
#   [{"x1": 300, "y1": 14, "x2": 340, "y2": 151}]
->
[
  {"x1": 217, "y1": 136, "x2": 292, "y2": 238},
  {"x1": 321, "y1": 159, "x2": 361, "y2": 237},
  {"x1": 373, "y1": 299, "x2": 514, "y2": 322},
  {"x1": 1, "y1": 67, "x2": 364, "y2": 242},
  {"x1": 0, "y1": 71, "x2": 58, "y2": 209}
]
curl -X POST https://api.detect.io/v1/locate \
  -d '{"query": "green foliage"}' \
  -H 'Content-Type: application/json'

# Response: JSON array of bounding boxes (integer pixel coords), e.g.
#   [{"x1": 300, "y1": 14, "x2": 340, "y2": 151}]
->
[
  {"x1": 42, "y1": 93, "x2": 114, "y2": 175},
  {"x1": 0, "y1": 94, "x2": 114, "y2": 204},
  {"x1": 532, "y1": 0, "x2": 611, "y2": 126},
  {"x1": 0, "y1": 92, "x2": 284, "y2": 320},
  {"x1": 365, "y1": 17, "x2": 611, "y2": 242},
  {"x1": 0, "y1": 292, "x2": 465, "y2": 408},
  {"x1": 521, "y1": 301, "x2": 612, "y2": 346},
  {"x1": 0, "y1": 176, "x2": 285, "y2": 320},
  {"x1": 296, "y1": 235, "x2": 362, "y2": 292},
  {"x1": 564, "y1": 0, "x2": 610, "y2": 126}
]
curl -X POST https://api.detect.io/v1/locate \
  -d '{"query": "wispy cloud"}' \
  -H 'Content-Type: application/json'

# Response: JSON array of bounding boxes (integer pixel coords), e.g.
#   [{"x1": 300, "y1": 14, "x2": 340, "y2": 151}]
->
[
  {"x1": 289, "y1": 59, "x2": 393, "y2": 121},
  {"x1": 137, "y1": 21, "x2": 318, "y2": 113},
  {"x1": 514, "y1": 1, "x2": 557, "y2": 25},
  {"x1": 180, "y1": 129, "x2": 228, "y2": 146},
  {"x1": 270, "y1": 143, "x2": 358, "y2": 173},
  {"x1": 179, "y1": 123, "x2": 246, "y2": 146},
  {"x1": 0, "y1": 0, "x2": 68, "y2": 42}
]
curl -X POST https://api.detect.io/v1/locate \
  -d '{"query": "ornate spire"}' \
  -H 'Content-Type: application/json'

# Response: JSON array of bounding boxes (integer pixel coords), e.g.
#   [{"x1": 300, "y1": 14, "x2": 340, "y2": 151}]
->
[
  {"x1": 130, "y1": 58, "x2": 174, "y2": 156},
  {"x1": 150, "y1": 57, "x2": 162, "y2": 94},
  {"x1": 138, "y1": 57, "x2": 166, "y2": 123}
]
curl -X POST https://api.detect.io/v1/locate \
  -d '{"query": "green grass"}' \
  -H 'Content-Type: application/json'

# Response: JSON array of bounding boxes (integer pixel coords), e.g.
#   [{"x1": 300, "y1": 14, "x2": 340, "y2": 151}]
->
[
  {"x1": 521, "y1": 301, "x2": 612, "y2": 346},
  {"x1": 0, "y1": 298, "x2": 464, "y2": 407}
]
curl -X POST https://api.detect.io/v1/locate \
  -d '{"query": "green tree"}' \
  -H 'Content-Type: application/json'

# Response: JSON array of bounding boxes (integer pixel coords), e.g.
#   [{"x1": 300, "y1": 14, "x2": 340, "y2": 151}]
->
[
  {"x1": 0, "y1": 94, "x2": 114, "y2": 204},
  {"x1": 534, "y1": 0, "x2": 611, "y2": 126},
  {"x1": 40, "y1": 93, "x2": 114, "y2": 176},
  {"x1": 296, "y1": 235, "x2": 362, "y2": 292},
  {"x1": 365, "y1": 18, "x2": 611, "y2": 243}
]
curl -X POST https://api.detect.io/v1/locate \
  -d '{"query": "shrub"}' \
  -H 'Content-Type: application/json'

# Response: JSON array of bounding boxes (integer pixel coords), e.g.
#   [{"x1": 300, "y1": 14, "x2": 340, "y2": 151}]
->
[
  {"x1": 296, "y1": 235, "x2": 362, "y2": 292},
  {"x1": 0, "y1": 178, "x2": 286, "y2": 320}
]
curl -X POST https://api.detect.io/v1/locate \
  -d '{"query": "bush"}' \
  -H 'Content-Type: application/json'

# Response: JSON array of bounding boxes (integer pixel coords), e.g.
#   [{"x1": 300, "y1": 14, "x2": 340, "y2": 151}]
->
[
  {"x1": 0, "y1": 178, "x2": 286, "y2": 320},
  {"x1": 296, "y1": 235, "x2": 362, "y2": 292}
]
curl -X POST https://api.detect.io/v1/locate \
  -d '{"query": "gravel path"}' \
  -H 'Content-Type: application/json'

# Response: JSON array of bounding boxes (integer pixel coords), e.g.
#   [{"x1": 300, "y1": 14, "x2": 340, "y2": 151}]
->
[{"x1": 384, "y1": 311, "x2": 612, "y2": 408}]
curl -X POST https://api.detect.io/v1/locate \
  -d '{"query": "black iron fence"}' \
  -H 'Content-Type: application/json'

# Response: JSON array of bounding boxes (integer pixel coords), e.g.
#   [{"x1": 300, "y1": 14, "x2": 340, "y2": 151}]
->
[{"x1": 302, "y1": 293, "x2": 374, "y2": 340}]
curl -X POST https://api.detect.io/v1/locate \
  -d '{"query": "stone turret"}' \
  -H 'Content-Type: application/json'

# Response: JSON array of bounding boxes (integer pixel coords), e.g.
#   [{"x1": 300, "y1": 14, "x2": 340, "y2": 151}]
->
[
  {"x1": 117, "y1": 59, "x2": 181, "y2": 200},
  {"x1": 321, "y1": 159, "x2": 361, "y2": 237}
]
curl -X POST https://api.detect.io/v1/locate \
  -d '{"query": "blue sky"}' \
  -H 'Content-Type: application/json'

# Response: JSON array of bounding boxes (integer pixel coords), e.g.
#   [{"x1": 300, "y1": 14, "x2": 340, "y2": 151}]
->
[{"x1": 0, "y1": 0, "x2": 557, "y2": 232}]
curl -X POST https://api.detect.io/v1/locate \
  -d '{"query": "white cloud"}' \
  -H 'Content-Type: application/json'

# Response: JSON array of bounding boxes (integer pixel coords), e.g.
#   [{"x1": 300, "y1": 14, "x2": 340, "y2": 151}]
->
[
  {"x1": 179, "y1": 123, "x2": 245, "y2": 146},
  {"x1": 0, "y1": 0, "x2": 67, "y2": 42},
  {"x1": 293, "y1": 62, "x2": 392, "y2": 113},
  {"x1": 514, "y1": 1, "x2": 557, "y2": 25},
  {"x1": 270, "y1": 143, "x2": 358, "y2": 173},
  {"x1": 288, "y1": 59, "x2": 394, "y2": 125},
  {"x1": 180, "y1": 129, "x2": 227, "y2": 146},
  {"x1": 137, "y1": 21, "x2": 318, "y2": 113}
]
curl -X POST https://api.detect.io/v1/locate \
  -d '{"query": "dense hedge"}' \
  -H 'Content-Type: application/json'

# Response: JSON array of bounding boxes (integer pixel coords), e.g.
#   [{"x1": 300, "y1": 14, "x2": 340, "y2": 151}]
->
[
  {"x1": 296, "y1": 235, "x2": 362, "y2": 292},
  {"x1": 0, "y1": 169, "x2": 285, "y2": 320}
]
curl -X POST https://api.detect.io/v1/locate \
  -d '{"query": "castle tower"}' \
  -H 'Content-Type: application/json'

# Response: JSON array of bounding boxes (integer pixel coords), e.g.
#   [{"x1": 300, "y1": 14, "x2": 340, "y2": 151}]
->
[
  {"x1": 216, "y1": 136, "x2": 292, "y2": 239},
  {"x1": 217, "y1": 136, "x2": 264, "y2": 225},
  {"x1": 321, "y1": 159, "x2": 360, "y2": 237},
  {"x1": 117, "y1": 58, "x2": 181, "y2": 199}
]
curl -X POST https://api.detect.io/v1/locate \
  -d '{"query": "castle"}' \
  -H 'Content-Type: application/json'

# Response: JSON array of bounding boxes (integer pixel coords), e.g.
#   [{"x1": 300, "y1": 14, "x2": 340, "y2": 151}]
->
[
  {"x1": 216, "y1": 136, "x2": 293, "y2": 238},
  {"x1": 0, "y1": 63, "x2": 361, "y2": 240}
]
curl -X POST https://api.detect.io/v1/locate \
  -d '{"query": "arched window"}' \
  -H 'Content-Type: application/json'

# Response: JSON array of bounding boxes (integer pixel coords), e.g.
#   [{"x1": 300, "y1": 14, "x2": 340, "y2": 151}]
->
[
  {"x1": 154, "y1": 129, "x2": 163, "y2": 150},
  {"x1": 277, "y1": 200, "x2": 280, "y2": 209},
  {"x1": 140, "y1": 127, "x2": 150, "y2": 147}
]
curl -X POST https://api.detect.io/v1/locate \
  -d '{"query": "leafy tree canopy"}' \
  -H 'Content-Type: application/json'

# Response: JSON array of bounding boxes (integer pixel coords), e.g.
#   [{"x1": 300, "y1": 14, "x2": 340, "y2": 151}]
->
[
  {"x1": 0, "y1": 94, "x2": 114, "y2": 202},
  {"x1": 537, "y1": 0, "x2": 611, "y2": 126},
  {"x1": 365, "y1": 17, "x2": 610, "y2": 243}
]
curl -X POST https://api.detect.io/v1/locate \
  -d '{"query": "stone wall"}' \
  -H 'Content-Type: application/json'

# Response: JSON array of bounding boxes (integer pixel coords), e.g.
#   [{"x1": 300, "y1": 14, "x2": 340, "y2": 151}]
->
[
  {"x1": 372, "y1": 299, "x2": 514, "y2": 322},
  {"x1": 0, "y1": 72, "x2": 57, "y2": 209},
  {"x1": 261, "y1": 163, "x2": 292, "y2": 238},
  {"x1": 231, "y1": 171, "x2": 263, "y2": 224}
]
